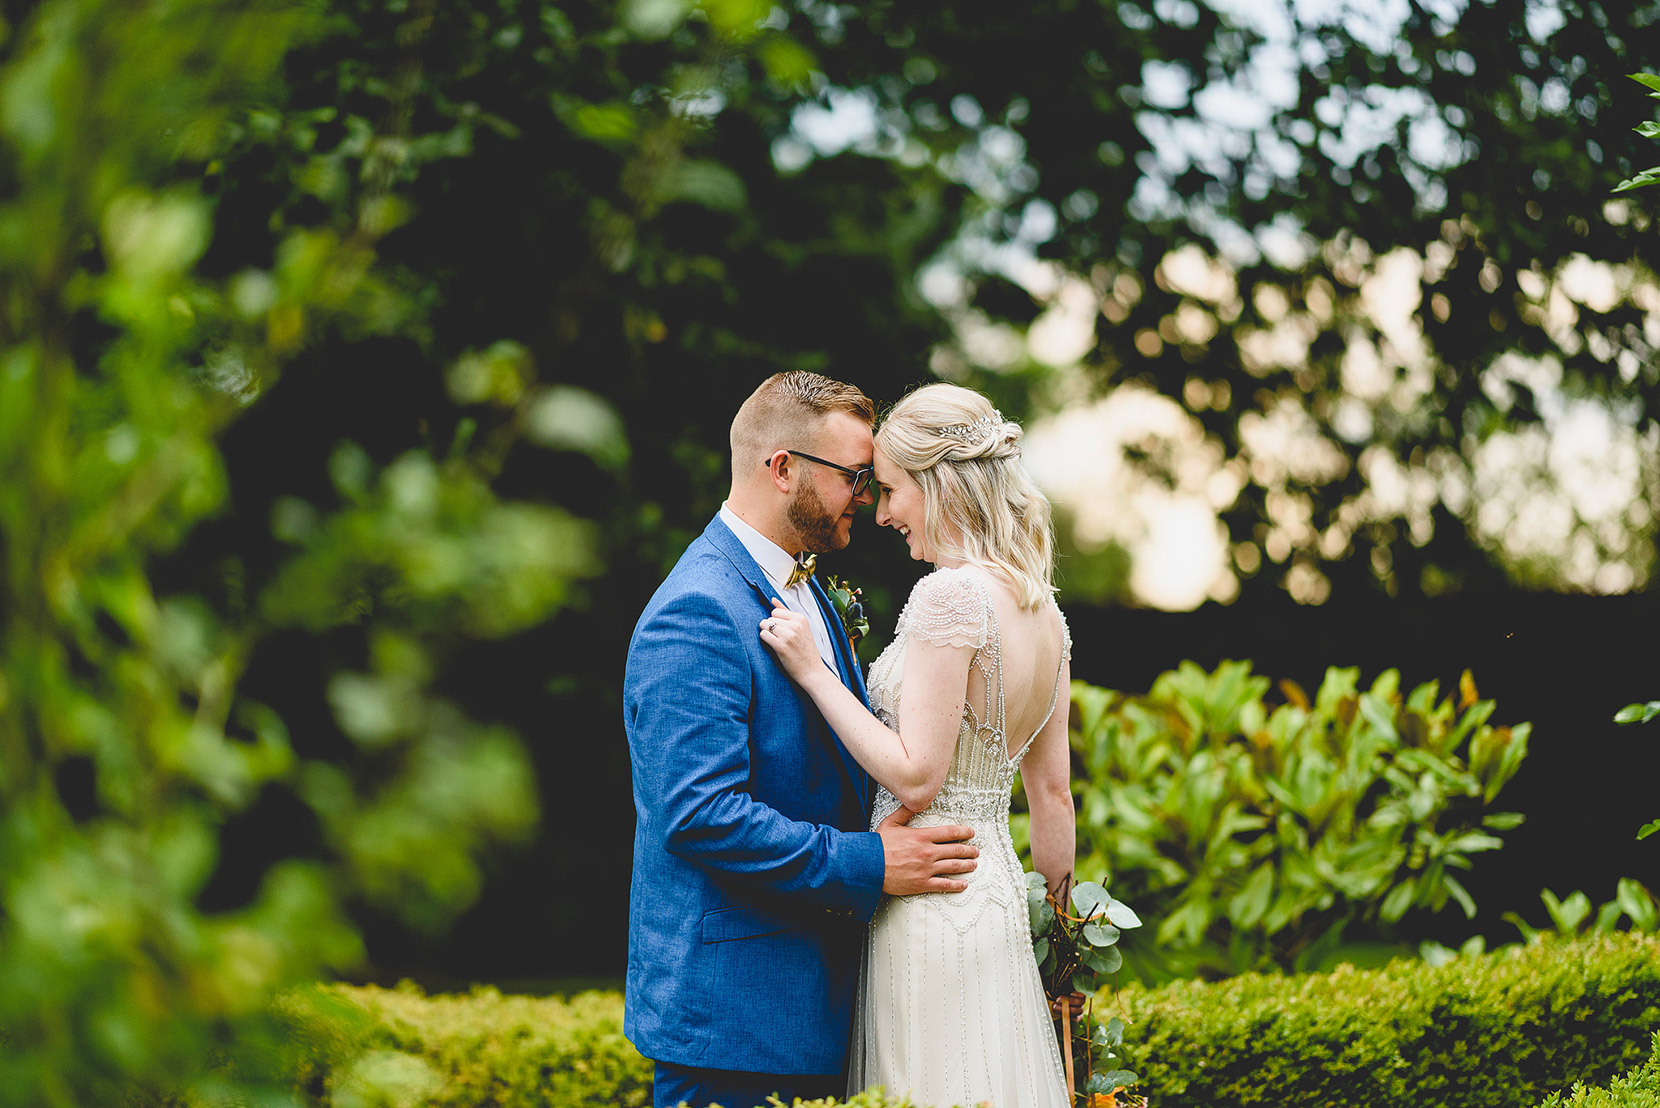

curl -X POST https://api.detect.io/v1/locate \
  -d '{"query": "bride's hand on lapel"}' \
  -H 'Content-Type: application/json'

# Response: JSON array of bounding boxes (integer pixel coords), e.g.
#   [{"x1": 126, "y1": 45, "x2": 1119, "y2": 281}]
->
[{"x1": 760, "y1": 600, "x2": 827, "y2": 685}]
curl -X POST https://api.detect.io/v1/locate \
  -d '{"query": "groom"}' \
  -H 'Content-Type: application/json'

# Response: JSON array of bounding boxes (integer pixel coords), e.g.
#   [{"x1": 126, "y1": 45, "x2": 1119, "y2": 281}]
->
[{"x1": 624, "y1": 372, "x2": 981, "y2": 1108}]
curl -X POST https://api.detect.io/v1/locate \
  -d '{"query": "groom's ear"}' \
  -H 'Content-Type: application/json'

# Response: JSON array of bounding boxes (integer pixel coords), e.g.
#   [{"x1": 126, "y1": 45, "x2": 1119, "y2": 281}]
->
[{"x1": 765, "y1": 450, "x2": 794, "y2": 493}]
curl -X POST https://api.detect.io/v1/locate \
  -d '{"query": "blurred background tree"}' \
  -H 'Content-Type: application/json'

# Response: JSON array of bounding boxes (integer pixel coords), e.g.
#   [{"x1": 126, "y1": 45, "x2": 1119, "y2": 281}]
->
[{"x1": 786, "y1": 0, "x2": 1660, "y2": 609}]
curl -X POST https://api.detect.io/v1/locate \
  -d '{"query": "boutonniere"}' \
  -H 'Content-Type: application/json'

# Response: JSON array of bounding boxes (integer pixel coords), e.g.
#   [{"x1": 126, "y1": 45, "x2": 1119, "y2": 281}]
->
[{"x1": 824, "y1": 574, "x2": 869, "y2": 646}]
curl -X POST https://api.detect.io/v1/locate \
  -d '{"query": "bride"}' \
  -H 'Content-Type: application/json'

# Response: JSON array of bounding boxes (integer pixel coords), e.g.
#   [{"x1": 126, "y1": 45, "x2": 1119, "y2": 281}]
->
[{"x1": 760, "y1": 383, "x2": 1075, "y2": 1107}]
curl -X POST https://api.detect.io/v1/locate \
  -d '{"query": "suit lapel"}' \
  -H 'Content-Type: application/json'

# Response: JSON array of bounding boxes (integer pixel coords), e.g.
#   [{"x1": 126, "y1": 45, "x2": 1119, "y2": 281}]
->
[
  {"x1": 808, "y1": 575, "x2": 868, "y2": 704},
  {"x1": 704, "y1": 517, "x2": 871, "y2": 809},
  {"x1": 807, "y1": 574, "x2": 873, "y2": 812}
]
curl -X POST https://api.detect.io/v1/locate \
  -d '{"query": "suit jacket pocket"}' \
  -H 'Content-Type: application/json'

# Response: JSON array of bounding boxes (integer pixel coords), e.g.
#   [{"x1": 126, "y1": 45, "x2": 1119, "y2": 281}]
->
[{"x1": 700, "y1": 904, "x2": 802, "y2": 944}]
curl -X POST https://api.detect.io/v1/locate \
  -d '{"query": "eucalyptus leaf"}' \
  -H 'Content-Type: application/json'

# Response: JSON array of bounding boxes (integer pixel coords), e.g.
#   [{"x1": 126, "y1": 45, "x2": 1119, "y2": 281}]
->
[
  {"x1": 1084, "y1": 1073, "x2": 1116, "y2": 1096},
  {"x1": 1029, "y1": 895, "x2": 1055, "y2": 937},
  {"x1": 1104, "y1": 899, "x2": 1142, "y2": 929},
  {"x1": 1083, "y1": 919, "x2": 1121, "y2": 947},
  {"x1": 1081, "y1": 945, "x2": 1122, "y2": 974},
  {"x1": 1071, "y1": 881, "x2": 1110, "y2": 920}
]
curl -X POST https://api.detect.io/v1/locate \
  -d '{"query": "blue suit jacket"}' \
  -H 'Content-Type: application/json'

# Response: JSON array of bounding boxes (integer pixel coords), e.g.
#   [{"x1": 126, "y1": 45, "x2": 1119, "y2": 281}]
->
[{"x1": 623, "y1": 515, "x2": 886, "y2": 1075}]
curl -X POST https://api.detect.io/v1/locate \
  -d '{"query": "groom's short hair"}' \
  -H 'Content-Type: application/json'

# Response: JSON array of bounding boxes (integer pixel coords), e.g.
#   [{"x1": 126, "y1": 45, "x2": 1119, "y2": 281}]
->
[{"x1": 731, "y1": 372, "x2": 875, "y2": 476}]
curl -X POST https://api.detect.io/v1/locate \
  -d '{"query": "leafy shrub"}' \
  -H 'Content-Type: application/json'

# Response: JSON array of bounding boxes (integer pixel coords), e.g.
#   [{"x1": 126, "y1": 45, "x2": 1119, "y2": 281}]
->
[
  {"x1": 1054, "y1": 660, "x2": 1528, "y2": 979},
  {"x1": 1116, "y1": 931, "x2": 1660, "y2": 1108},
  {"x1": 1542, "y1": 1033, "x2": 1660, "y2": 1108},
  {"x1": 279, "y1": 933, "x2": 1659, "y2": 1108},
  {"x1": 279, "y1": 984, "x2": 653, "y2": 1108}
]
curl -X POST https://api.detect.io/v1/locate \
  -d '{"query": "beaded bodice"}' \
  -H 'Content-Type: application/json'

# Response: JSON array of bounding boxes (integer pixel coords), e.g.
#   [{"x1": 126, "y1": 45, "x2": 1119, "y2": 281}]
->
[{"x1": 867, "y1": 566, "x2": 1071, "y2": 831}]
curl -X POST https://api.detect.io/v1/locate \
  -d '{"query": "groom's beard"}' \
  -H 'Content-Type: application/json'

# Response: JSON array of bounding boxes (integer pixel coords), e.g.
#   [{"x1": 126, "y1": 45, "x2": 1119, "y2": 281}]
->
[{"x1": 787, "y1": 481, "x2": 847, "y2": 554}]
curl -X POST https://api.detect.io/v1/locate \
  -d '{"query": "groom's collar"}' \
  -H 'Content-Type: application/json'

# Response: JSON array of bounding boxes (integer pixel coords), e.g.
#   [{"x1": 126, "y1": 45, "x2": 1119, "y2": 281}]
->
[{"x1": 718, "y1": 502, "x2": 798, "y2": 593}]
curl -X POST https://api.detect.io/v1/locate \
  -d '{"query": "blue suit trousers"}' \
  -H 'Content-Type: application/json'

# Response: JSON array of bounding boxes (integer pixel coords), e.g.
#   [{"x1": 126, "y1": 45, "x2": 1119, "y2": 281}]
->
[{"x1": 653, "y1": 1061, "x2": 843, "y2": 1108}]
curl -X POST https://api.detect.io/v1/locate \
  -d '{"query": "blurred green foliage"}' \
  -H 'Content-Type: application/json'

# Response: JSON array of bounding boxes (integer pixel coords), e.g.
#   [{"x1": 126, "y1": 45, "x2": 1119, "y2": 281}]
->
[
  {"x1": 1499, "y1": 878, "x2": 1660, "y2": 943},
  {"x1": 276, "y1": 983, "x2": 652, "y2": 1108},
  {"x1": 1614, "y1": 700, "x2": 1660, "y2": 842},
  {"x1": 1615, "y1": 73, "x2": 1660, "y2": 193},
  {"x1": 1041, "y1": 662, "x2": 1529, "y2": 981},
  {"x1": 0, "y1": 0, "x2": 762, "y2": 1098}
]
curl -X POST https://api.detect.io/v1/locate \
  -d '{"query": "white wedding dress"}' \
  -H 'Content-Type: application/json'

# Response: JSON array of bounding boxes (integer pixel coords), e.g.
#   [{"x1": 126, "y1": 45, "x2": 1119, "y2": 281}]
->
[{"x1": 847, "y1": 565, "x2": 1072, "y2": 1108}]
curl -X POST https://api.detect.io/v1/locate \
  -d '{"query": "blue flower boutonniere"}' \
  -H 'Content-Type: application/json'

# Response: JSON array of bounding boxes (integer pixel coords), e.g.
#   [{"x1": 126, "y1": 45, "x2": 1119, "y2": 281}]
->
[{"x1": 824, "y1": 575, "x2": 869, "y2": 647}]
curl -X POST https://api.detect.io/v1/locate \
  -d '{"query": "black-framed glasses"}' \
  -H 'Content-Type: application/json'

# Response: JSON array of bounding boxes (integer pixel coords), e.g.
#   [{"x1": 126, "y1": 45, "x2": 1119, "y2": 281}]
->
[{"x1": 767, "y1": 450, "x2": 874, "y2": 497}]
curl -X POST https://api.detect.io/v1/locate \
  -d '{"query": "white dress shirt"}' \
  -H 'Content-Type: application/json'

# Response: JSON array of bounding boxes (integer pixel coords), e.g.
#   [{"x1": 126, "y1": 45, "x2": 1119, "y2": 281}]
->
[{"x1": 720, "y1": 502, "x2": 839, "y2": 673}]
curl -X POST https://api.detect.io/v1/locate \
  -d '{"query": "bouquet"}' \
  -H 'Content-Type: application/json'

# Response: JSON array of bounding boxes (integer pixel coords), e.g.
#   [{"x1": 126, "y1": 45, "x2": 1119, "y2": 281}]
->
[{"x1": 1026, "y1": 872, "x2": 1147, "y2": 1107}]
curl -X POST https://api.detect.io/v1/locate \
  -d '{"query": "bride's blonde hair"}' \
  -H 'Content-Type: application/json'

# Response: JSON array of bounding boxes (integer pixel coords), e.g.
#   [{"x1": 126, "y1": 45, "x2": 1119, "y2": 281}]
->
[{"x1": 876, "y1": 383, "x2": 1056, "y2": 609}]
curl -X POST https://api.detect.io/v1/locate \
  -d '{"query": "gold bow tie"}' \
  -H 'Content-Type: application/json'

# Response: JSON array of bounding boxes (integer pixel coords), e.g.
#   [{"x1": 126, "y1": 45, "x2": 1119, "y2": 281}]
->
[{"x1": 785, "y1": 553, "x2": 817, "y2": 588}]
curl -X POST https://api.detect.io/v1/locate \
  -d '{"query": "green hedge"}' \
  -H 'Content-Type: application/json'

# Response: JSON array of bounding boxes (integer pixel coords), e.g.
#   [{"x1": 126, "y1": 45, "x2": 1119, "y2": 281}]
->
[
  {"x1": 1542, "y1": 1033, "x2": 1660, "y2": 1108},
  {"x1": 1540, "y1": 1036, "x2": 1660, "y2": 1108},
  {"x1": 277, "y1": 984, "x2": 654, "y2": 1108},
  {"x1": 1115, "y1": 932, "x2": 1660, "y2": 1108},
  {"x1": 280, "y1": 933, "x2": 1660, "y2": 1108}
]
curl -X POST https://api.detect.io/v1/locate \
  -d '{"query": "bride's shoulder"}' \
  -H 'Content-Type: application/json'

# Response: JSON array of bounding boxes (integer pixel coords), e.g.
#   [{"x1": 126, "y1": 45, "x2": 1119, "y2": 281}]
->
[
  {"x1": 899, "y1": 566, "x2": 992, "y2": 647},
  {"x1": 906, "y1": 564, "x2": 992, "y2": 606}
]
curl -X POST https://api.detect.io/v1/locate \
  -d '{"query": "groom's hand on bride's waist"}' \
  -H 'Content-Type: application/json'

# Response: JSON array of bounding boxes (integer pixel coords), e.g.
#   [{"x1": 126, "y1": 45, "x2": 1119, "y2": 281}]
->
[{"x1": 876, "y1": 806, "x2": 978, "y2": 895}]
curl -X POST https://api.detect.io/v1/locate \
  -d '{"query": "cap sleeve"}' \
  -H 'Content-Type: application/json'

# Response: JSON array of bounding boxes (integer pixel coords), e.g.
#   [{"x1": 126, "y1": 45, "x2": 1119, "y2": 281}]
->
[{"x1": 902, "y1": 567, "x2": 991, "y2": 650}]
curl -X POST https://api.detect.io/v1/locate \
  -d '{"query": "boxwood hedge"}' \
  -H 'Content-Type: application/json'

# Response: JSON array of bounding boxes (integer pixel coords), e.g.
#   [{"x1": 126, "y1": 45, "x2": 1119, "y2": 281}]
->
[
  {"x1": 1114, "y1": 932, "x2": 1660, "y2": 1108},
  {"x1": 1538, "y1": 1031, "x2": 1660, "y2": 1108},
  {"x1": 278, "y1": 932, "x2": 1660, "y2": 1108}
]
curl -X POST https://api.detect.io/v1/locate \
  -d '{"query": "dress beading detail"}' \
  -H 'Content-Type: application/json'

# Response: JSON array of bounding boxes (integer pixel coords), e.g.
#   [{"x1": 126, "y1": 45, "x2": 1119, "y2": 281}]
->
[{"x1": 849, "y1": 565, "x2": 1072, "y2": 1107}]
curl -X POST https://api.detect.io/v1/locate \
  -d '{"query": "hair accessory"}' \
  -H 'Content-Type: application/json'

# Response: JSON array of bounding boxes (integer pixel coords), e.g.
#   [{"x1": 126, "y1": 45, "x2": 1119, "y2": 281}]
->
[{"x1": 937, "y1": 411, "x2": 1005, "y2": 445}]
